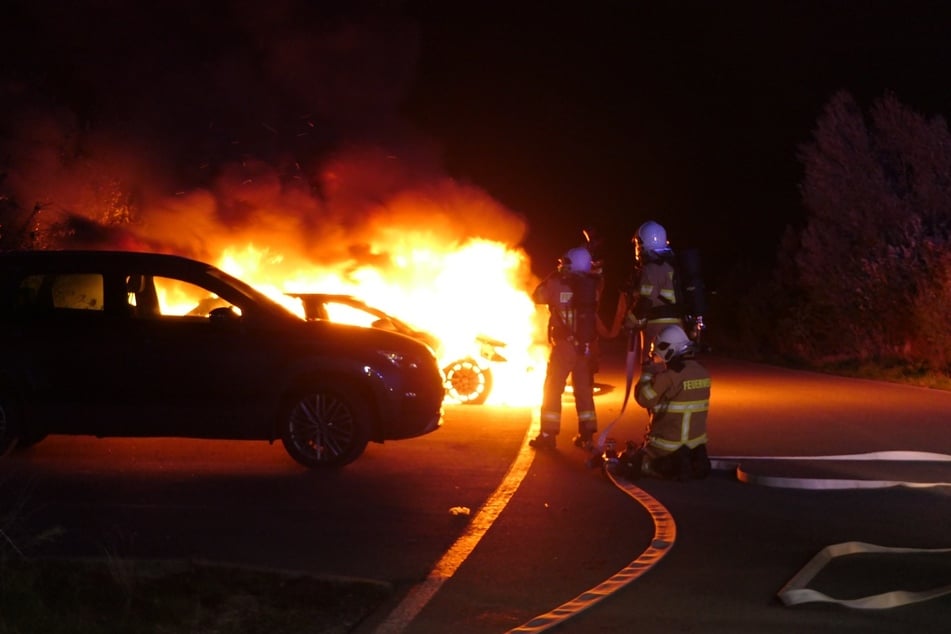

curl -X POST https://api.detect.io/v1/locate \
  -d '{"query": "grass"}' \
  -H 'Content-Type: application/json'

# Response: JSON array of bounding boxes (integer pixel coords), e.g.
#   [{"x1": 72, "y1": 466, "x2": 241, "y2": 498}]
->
[
  {"x1": 1, "y1": 475, "x2": 390, "y2": 634},
  {"x1": 0, "y1": 558, "x2": 391, "y2": 634},
  {"x1": 814, "y1": 359, "x2": 951, "y2": 391}
]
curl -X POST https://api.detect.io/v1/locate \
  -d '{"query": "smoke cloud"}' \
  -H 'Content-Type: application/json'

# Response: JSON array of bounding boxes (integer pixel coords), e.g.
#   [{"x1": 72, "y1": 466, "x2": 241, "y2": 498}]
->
[{"x1": 0, "y1": 1, "x2": 528, "y2": 275}]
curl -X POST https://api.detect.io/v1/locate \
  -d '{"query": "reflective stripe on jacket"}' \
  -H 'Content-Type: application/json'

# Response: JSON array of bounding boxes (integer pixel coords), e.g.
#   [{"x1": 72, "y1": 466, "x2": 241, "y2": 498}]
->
[
  {"x1": 635, "y1": 261, "x2": 680, "y2": 323},
  {"x1": 634, "y1": 358, "x2": 711, "y2": 455}
]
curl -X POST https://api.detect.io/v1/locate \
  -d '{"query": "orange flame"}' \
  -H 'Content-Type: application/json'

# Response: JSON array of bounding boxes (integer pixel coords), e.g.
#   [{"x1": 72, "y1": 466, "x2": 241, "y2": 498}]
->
[{"x1": 213, "y1": 238, "x2": 548, "y2": 407}]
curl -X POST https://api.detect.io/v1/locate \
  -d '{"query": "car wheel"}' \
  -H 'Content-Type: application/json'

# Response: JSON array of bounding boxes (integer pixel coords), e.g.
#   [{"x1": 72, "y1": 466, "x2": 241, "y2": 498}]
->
[
  {"x1": 443, "y1": 358, "x2": 492, "y2": 405},
  {"x1": 280, "y1": 383, "x2": 371, "y2": 469},
  {"x1": 0, "y1": 387, "x2": 21, "y2": 458}
]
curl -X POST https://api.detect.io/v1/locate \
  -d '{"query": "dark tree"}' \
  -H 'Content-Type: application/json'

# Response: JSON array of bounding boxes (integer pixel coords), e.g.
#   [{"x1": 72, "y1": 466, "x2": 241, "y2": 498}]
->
[{"x1": 794, "y1": 91, "x2": 951, "y2": 369}]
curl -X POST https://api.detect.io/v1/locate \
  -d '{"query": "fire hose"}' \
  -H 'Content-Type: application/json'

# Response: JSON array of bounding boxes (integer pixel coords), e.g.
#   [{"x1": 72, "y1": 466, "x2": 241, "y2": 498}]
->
[
  {"x1": 711, "y1": 450, "x2": 951, "y2": 609},
  {"x1": 594, "y1": 325, "x2": 639, "y2": 450}
]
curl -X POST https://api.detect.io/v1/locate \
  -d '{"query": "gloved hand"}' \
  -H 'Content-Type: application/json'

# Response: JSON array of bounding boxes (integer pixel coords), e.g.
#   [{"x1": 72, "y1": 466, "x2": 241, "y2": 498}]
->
[{"x1": 623, "y1": 310, "x2": 646, "y2": 331}]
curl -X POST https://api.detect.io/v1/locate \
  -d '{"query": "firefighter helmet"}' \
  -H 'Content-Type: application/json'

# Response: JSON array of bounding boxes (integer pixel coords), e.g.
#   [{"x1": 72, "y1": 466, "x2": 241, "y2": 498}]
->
[
  {"x1": 560, "y1": 247, "x2": 592, "y2": 274},
  {"x1": 650, "y1": 325, "x2": 693, "y2": 362},
  {"x1": 634, "y1": 220, "x2": 672, "y2": 263}
]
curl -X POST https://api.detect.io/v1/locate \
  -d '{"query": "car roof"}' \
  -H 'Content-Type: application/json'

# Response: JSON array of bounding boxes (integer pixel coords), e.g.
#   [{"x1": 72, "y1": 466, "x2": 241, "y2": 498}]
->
[
  {"x1": 0, "y1": 249, "x2": 207, "y2": 269},
  {"x1": 287, "y1": 293, "x2": 363, "y2": 303},
  {"x1": 0, "y1": 249, "x2": 229, "y2": 283},
  {"x1": 0, "y1": 249, "x2": 302, "y2": 321}
]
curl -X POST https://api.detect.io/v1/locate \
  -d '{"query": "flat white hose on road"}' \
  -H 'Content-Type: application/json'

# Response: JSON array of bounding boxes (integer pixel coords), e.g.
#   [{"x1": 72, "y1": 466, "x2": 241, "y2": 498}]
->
[
  {"x1": 778, "y1": 541, "x2": 951, "y2": 609},
  {"x1": 711, "y1": 450, "x2": 951, "y2": 609},
  {"x1": 710, "y1": 450, "x2": 951, "y2": 490},
  {"x1": 381, "y1": 434, "x2": 951, "y2": 632}
]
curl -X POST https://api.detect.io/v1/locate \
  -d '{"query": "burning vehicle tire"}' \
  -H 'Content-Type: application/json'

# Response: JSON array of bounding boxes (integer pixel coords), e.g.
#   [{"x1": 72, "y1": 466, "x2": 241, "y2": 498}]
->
[
  {"x1": 443, "y1": 358, "x2": 492, "y2": 405},
  {"x1": 280, "y1": 382, "x2": 371, "y2": 469}
]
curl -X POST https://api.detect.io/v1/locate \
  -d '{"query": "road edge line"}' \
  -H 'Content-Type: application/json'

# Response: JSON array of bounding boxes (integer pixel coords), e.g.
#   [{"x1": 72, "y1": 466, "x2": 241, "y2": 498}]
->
[
  {"x1": 507, "y1": 471, "x2": 677, "y2": 633},
  {"x1": 373, "y1": 409, "x2": 540, "y2": 634}
]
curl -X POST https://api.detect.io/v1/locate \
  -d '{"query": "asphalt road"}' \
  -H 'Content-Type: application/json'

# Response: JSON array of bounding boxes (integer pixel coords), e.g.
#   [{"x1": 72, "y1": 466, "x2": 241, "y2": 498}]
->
[{"x1": 3, "y1": 344, "x2": 951, "y2": 633}]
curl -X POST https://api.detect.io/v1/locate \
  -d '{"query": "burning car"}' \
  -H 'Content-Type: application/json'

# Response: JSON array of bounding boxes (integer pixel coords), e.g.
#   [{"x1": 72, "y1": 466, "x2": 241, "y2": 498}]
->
[
  {"x1": 0, "y1": 250, "x2": 445, "y2": 468},
  {"x1": 289, "y1": 293, "x2": 442, "y2": 355},
  {"x1": 288, "y1": 293, "x2": 505, "y2": 405}
]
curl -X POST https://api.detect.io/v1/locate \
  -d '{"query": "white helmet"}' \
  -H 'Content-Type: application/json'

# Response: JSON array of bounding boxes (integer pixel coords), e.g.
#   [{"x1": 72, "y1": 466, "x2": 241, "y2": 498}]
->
[
  {"x1": 634, "y1": 220, "x2": 672, "y2": 262},
  {"x1": 560, "y1": 247, "x2": 592, "y2": 274},
  {"x1": 650, "y1": 325, "x2": 693, "y2": 362}
]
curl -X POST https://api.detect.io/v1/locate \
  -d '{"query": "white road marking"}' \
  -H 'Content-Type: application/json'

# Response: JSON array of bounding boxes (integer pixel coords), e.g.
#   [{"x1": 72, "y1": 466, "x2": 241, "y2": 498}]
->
[
  {"x1": 506, "y1": 470, "x2": 677, "y2": 632},
  {"x1": 373, "y1": 412, "x2": 542, "y2": 634},
  {"x1": 375, "y1": 409, "x2": 681, "y2": 634}
]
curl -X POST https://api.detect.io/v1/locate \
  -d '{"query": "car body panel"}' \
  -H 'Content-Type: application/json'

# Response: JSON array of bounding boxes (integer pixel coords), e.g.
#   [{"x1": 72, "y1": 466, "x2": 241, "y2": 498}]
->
[
  {"x1": 288, "y1": 293, "x2": 443, "y2": 356},
  {"x1": 289, "y1": 293, "x2": 508, "y2": 405},
  {"x1": 0, "y1": 250, "x2": 444, "y2": 465}
]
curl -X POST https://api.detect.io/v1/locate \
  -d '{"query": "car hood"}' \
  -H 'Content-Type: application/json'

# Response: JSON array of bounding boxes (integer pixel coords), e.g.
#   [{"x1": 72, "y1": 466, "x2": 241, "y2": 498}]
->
[{"x1": 291, "y1": 318, "x2": 438, "y2": 359}]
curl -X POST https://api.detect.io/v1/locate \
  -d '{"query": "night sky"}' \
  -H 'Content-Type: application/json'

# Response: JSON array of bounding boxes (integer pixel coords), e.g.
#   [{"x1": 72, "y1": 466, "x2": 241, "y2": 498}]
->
[
  {"x1": 2, "y1": 1, "x2": 951, "y2": 290},
  {"x1": 403, "y1": 1, "x2": 951, "y2": 283}
]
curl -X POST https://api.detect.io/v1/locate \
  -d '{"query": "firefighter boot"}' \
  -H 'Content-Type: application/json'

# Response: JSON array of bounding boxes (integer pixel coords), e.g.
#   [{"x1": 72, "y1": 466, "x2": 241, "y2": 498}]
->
[
  {"x1": 619, "y1": 447, "x2": 646, "y2": 481},
  {"x1": 601, "y1": 439, "x2": 621, "y2": 474},
  {"x1": 529, "y1": 432, "x2": 556, "y2": 450},
  {"x1": 572, "y1": 432, "x2": 593, "y2": 451}
]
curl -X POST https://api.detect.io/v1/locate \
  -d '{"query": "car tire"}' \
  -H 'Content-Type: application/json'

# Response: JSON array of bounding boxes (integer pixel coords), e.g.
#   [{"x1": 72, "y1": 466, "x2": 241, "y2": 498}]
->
[
  {"x1": 442, "y1": 358, "x2": 492, "y2": 405},
  {"x1": 0, "y1": 386, "x2": 21, "y2": 458},
  {"x1": 280, "y1": 382, "x2": 371, "y2": 469}
]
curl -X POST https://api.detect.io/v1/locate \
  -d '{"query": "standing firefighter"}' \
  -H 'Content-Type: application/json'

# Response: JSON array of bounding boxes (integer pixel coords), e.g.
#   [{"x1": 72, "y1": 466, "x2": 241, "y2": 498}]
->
[
  {"x1": 610, "y1": 220, "x2": 684, "y2": 362},
  {"x1": 606, "y1": 220, "x2": 688, "y2": 416},
  {"x1": 529, "y1": 246, "x2": 600, "y2": 450},
  {"x1": 618, "y1": 324, "x2": 712, "y2": 481}
]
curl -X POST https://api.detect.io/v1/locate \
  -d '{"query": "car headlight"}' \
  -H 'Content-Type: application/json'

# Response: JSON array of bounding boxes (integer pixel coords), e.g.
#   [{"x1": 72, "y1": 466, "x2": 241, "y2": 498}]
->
[{"x1": 377, "y1": 349, "x2": 421, "y2": 369}]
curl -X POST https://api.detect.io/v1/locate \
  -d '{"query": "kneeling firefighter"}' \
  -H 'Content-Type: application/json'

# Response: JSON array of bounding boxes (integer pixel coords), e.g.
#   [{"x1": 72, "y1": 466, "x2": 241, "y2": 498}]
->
[
  {"x1": 529, "y1": 246, "x2": 600, "y2": 450},
  {"x1": 618, "y1": 324, "x2": 711, "y2": 480}
]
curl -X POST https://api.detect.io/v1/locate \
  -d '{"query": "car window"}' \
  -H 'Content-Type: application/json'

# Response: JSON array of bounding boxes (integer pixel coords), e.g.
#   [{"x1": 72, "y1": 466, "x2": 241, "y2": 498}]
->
[
  {"x1": 14, "y1": 275, "x2": 44, "y2": 310},
  {"x1": 16, "y1": 273, "x2": 104, "y2": 312},
  {"x1": 52, "y1": 274, "x2": 104, "y2": 311},
  {"x1": 152, "y1": 276, "x2": 240, "y2": 317}
]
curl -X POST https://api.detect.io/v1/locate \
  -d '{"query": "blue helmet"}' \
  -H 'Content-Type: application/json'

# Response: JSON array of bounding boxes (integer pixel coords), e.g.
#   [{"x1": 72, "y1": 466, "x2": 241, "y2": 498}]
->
[
  {"x1": 634, "y1": 220, "x2": 673, "y2": 263},
  {"x1": 560, "y1": 247, "x2": 592, "y2": 274}
]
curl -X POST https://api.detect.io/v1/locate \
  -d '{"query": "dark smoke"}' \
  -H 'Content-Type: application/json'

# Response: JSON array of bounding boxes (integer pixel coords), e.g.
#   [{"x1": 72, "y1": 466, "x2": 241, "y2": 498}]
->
[{"x1": 0, "y1": 1, "x2": 527, "y2": 267}]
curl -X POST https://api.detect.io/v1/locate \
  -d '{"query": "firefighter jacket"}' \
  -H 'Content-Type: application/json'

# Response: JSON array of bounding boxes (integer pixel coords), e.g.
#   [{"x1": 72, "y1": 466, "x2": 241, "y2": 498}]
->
[
  {"x1": 532, "y1": 271, "x2": 599, "y2": 347},
  {"x1": 632, "y1": 257, "x2": 681, "y2": 326},
  {"x1": 634, "y1": 357, "x2": 710, "y2": 456},
  {"x1": 534, "y1": 270, "x2": 600, "y2": 436}
]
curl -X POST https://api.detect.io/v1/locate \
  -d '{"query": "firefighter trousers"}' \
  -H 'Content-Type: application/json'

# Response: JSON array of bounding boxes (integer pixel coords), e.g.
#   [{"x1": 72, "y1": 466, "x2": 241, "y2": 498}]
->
[{"x1": 539, "y1": 339, "x2": 598, "y2": 436}]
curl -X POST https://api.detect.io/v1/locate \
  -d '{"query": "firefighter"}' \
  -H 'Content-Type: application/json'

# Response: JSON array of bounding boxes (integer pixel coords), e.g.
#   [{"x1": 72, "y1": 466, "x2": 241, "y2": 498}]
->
[
  {"x1": 529, "y1": 246, "x2": 600, "y2": 450},
  {"x1": 609, "y1": 220, "x2": 684, "y2": 364},
  {"x1": 618, "y1": 324, "x2": 711, "y2": 481}
]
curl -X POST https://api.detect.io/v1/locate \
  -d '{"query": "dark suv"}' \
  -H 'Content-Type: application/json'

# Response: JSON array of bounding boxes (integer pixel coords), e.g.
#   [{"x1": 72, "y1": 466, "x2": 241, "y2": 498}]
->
[{"x1": 0, "y1": 250, "x2": 444, "y2": 468}]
